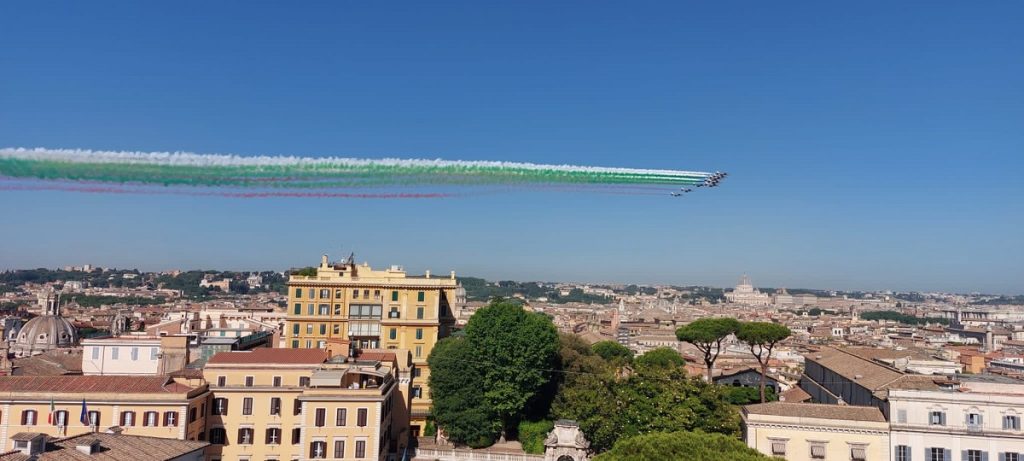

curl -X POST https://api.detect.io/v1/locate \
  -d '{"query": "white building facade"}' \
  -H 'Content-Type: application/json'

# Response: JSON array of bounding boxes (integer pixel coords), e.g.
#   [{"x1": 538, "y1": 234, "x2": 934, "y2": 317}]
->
[
  {"x1": 725, "y1": 274, "x2": 771, "y2": 306},
  {"x1": 888, "y1": 376, "x2": 1024, "y2": 461},
  {"x1": 82, "y1": 336, "x2": 162, "y2": 375}
]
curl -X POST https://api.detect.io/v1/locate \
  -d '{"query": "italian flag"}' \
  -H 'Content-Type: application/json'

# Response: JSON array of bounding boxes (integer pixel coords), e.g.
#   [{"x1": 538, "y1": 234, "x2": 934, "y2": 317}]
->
[{"x1": 46, "y1": 399, "x2": 54, "y2": 425}]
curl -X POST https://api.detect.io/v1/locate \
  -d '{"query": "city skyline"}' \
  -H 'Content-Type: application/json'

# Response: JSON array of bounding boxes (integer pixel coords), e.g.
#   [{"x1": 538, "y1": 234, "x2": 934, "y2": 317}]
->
[
  {"x1": 1, "y1": 2, "x2": 1021, "y2": 294},
  {"x1": 4, "y1": 259, "x2": 1020, "y2": 297}
]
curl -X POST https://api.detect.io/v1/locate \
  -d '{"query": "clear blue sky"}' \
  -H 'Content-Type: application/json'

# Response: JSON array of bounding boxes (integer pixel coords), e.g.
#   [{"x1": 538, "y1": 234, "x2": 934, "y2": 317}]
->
[{"x1": 1, "y1": 2, "x2": 1021, "y2": 294}]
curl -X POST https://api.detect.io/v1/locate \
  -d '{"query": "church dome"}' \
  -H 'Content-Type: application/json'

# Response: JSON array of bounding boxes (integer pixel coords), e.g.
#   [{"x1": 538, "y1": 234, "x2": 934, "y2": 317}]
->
[{"x1": 11, "y1": 315, "x2": 79, "y2": 358}]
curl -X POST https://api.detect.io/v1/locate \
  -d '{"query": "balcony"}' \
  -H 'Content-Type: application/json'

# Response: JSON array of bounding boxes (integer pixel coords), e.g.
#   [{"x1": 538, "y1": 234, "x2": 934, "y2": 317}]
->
[{"x1": 303, "y1": 368, "x2": 395, "y2": 396}]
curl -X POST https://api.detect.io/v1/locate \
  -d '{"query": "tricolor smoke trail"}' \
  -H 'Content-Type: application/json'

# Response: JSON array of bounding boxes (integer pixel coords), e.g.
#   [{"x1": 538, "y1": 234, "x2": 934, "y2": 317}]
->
[{"x1": 0, "y1": 148, "x2": 721, "y2": 199}]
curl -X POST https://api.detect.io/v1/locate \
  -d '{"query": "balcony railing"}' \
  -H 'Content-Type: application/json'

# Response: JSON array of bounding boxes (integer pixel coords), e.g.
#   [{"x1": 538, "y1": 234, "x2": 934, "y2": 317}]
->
[{"x1": 414, "y1": 447, "x2": 543, "y2": 461}]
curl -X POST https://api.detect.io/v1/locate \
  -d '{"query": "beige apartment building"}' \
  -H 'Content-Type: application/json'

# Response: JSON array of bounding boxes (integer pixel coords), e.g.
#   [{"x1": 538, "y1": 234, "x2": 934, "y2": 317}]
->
[
  {"x1": 285, "y1": 255, "x2": 459, "y2": 432},
  {"x1": 743, "y1": 402, "x2": 890, "y2": 461},
  {"x1": 202, "y1": 347, "x2": 412, "y2": 461},
  {"x1": 0, "y1": 375, "x2": 209, "y2": 451},
  {"x1": 81, "y1": 335, "x2": 191, "y2": 376}
]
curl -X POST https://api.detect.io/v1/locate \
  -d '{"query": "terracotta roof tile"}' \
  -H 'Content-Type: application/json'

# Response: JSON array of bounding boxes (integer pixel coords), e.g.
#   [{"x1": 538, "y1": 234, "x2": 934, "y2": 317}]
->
[
  {"x1": 207, "y1": 348, "x2": 329, "y2": 365},
  {"x1": 0, "y1": 376, "x2": 193, "y2": 394},
  {"x1": 780, "y1": 386, "x2": 812, "y2": 403},
  {"x1": 0, "y1": 432, "x2": 208, "y2": 460},
  {"x1": 355, "y1": 351, "x2": 397, "y2": 363},
  {"x1": 804, "y1": 346, "x2": 904, "y2": 391},
  {"x1": 743, "y1": 402, "x2": 886, "y2": 423}
]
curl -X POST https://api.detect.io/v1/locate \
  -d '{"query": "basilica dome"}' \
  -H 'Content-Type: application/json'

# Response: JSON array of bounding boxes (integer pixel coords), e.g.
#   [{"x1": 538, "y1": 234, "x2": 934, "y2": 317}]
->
[
  {"x1": 11, "y1": 315, "x2": 79, "y2": 358},
  {"x1": 10, "y1": 287, "x2": 80, "y2": 358}
]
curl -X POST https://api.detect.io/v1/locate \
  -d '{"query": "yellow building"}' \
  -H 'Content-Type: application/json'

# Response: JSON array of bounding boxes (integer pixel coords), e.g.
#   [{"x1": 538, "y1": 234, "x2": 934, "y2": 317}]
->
[
  {"x1": 742, "y1": 402, "x2": 890, "y2": 461},
  {"x1": 0, "y1": 375, "x2": 209, "y2": 451},
  {"x1": 285, "y1": 255, "x2": 459, "y2": 433},
  {"x1": 203, "y1": 347, "x2": 412, "y2": 461}
]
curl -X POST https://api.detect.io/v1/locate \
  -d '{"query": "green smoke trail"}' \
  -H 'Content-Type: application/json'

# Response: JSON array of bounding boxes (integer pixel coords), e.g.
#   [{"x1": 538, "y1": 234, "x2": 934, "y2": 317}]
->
[{"x1": 0, "y1": 148, "x2": 714, "y2": 189}]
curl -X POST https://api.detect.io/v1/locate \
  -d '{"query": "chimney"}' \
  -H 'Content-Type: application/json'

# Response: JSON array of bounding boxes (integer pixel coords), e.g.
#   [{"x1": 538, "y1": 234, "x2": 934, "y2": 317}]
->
[
  {"x1": 11, "y1": 433, "x2": 46, "y2": 456},
  {"x1": 76, "y1": 439, "x2": 102, "y2": 455}
]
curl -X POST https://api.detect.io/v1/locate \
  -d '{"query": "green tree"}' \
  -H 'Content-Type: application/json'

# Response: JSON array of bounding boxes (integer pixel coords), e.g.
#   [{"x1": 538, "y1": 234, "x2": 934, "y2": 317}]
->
[
  {"x1": 517, "y1": 420, "x2": 554, "y2": 454},
  {"x1": 551, "y1": 371, "x2": 619, "y2": 450},
  {"x1": 676, "y1": 317, "x2": 741, "y2": 382},
  {"x1": 291, "y1": 267, "x2": 318, "y2": 277},
  {"x1": 593, "y1": 431, "x2": 772, "y2": 461},
  {"x1": 228, "y1": 279, "x2": 250, "y2": 294},
  {"x1": 592, "y1": 341, "x2": 633, "y2": 364},
  {"x1": 736, "y1": 322, "x2": 792, "y2": 403},
  {"x1": 634, "y1": 347, "x2": 685, "y2": 369},
  {"x1": 552, "y1": 361, "x2": 739, "y2": 452},
  {"x1": 722, "y1": 386, "x2": 777, "y2": 405},
  {"x1": 462, "y1": 300, "x2": 559, "y2": 440},
  {"x1": 427, "y1": 337, "x2": 501, "y2": 447}
]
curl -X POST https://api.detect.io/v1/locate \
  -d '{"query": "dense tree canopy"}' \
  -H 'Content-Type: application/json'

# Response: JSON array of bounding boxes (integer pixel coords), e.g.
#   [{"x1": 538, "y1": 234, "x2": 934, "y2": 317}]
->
[
  {"x1": 592, "y1": 341, "x2": 633, "y2": 364},
  {"x1": 676, "y1": 317, "x2": 741, "y2": 381},
  {"x1": 593, "y1": 431, "x2": 772, "y2": 461},
  {"x1": 430, "y1": 299, "x2": 559, "y2": 442},
  {"x1": 633, "y1": 347, "x2": 685, "y2": 369},
  {"x1": 427, "y1": 337, "x2": 501, "y2": 447},
  {"x1": 465, "y1": 300, "x2": 559, "y2": 438},
  {"x1": 552, "y1": 343, "x2": 739, "y2": 452},
  {"x1": 722, "y1": 386, "x2": 777, "y2": 405},
  {"x1": 432, "y1": 311, "x2": 748, "y2": 453}
]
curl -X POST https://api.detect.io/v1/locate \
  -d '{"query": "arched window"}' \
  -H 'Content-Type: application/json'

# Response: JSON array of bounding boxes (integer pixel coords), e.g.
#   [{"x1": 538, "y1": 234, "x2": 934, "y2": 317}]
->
[{"x1": 21, "y1": 410, "x2": 37, "y2": 426}]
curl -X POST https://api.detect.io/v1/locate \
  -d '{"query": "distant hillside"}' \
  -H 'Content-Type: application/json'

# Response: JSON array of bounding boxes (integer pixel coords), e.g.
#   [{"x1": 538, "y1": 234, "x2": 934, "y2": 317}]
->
[{"x1": 457, "y1": 277, "x2": 612, "y2": 304}]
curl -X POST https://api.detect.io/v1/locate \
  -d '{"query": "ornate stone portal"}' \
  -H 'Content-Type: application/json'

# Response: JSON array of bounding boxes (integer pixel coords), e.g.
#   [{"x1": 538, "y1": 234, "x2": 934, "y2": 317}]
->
[{"x1": 543, "y1": 420, "x2": 590, "y2": 461}]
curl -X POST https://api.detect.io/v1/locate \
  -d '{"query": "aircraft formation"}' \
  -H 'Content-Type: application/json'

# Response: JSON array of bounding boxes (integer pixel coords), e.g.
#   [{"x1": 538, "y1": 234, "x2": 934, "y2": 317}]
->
[{"x1": 671, "y1": 172, "x2": 727, "y2": 197}]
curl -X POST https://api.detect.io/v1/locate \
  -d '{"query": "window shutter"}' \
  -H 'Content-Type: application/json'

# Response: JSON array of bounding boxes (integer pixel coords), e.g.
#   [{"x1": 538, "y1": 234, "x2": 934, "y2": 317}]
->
[
  {"x1": 998, "y1": 453, "x2": 1005, "y2": 461},
  {"x1": 941, "y1": 413, "x2": 947, "y2": 425},
  {"x1": 979, "y1": 414, "x2": 984, "y2": 426},
  {"x1": 946, "y1": 449, "x2": 952, "y2": 461},
  {"x1": 982, "y1": 452, "x2": 989, "y2": 461}
]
